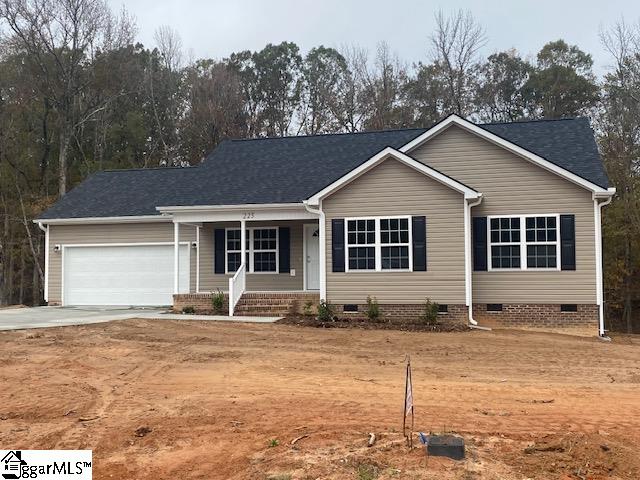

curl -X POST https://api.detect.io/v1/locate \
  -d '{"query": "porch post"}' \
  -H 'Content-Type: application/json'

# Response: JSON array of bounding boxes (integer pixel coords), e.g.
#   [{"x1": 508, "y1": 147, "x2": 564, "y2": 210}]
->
[
  {"x1": 240, "y1": 219, "x2": 247, "y2": 269},
  {"x1": 195, "y1": 226, "x2": 200, "y2": 293},
  {"x1": 173, "y1": 221, "x2": 180, "y2": 294}
]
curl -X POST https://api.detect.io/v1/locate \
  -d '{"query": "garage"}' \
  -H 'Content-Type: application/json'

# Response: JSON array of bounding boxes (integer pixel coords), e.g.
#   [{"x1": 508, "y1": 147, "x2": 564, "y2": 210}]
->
[{"x1": 63, "y1": 244, "x2": 189, "y2": 306}]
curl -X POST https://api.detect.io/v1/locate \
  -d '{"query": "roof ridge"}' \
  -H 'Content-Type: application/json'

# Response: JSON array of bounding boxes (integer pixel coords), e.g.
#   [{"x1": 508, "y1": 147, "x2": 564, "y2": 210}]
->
[
  {"x1": 101, "y1": 165, "x2": 196, "y2": 173},
  {"x1": 480, "y1": 117, "x2": 580, "y2": 126},
  {"x1": 228, "y1": 127, "x2": 428, "y2": 143}
]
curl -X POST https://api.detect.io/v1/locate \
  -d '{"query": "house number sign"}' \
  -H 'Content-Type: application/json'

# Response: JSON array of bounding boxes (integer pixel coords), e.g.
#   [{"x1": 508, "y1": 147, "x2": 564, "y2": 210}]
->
[{"x1": 242, "y1": 211, "x2": 255, "y2": 219}]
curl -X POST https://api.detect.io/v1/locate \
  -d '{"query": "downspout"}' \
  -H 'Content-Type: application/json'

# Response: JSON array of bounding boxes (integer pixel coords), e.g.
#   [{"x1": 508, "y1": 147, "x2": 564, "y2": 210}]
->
[
  {"x1": 594, "y1": 194, "x2": 613, "y2": 338},
  {"x1": 465, "y1": 196, "x2": 489, "y2": 329},
  {"x1": 37, "y1": 222, "x2": 49, "y2": 303},
  {"x1": 303, "y1": 200, "x2": 326, "y2": 301}
]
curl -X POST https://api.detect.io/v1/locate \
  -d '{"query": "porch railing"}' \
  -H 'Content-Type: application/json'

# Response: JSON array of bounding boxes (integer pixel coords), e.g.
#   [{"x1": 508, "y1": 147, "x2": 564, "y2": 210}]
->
[{"x1": 228, "y1": 262, "x2": 246, "y2": 316}]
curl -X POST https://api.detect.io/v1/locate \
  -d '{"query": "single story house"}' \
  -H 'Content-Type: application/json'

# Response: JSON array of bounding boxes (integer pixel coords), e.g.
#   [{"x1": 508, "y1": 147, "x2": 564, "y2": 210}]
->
[{"x1": 36, "y1": 114, "x2": 615, "y2": 336}]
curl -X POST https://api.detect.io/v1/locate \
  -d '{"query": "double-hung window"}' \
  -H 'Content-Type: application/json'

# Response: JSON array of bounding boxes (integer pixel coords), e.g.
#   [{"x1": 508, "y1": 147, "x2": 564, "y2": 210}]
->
[
  {"x1": 346, "y1": 217, "x2": 412, "y2": 271},
  {"x1": 488, "y1": 214, "x2": 559, "y2": 270},
  {"x1": 225, "y1": 227, "x2": 278, "y2": 273}
]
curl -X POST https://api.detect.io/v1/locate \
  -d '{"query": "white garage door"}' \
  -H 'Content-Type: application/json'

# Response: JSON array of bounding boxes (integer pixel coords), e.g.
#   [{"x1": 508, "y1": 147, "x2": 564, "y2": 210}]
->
[{"x1": 63, "y1": 244, "x2": 189, "y2": 306}]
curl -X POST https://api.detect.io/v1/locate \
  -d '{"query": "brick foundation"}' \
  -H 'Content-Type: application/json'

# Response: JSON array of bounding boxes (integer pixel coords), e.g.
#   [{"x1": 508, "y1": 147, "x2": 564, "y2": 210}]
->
[
  {"x1": 173, "y1": 292, "x2": 319, "y2": 316},
  {"x1": 472, "y1": 303, "x2": 599, "y2": 336},
  {"x1": 173, "y1": 293, "x2": 599, "y2": 336},
  {"x1": 334, "y1": 303, "x2": 468, "y2": 325},
  {"x1": 173, "y1": 293, "x2": 229, "y2": 313}
]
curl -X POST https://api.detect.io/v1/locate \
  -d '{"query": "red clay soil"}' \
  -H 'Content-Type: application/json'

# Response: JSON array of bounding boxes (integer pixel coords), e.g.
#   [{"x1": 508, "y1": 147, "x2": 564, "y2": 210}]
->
[{"x1": 0, "y1": 319, "x2": 639, "y2": 479}]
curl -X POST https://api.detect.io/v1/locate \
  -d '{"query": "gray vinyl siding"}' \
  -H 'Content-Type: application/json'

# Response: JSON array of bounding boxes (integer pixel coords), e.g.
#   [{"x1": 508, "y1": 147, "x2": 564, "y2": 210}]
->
[
  {"x1": 198, "y1": 220, "x2": 306, "y2": 292},
  {"x1": 411, "y1": 125, "x2": 597, "y2": 304},
  {"x1": 323, "y1": 157, "x2": 466, "y2": 305},
  {"x1": 47, "y1": 222, "x2": 197, "y2": 304}
]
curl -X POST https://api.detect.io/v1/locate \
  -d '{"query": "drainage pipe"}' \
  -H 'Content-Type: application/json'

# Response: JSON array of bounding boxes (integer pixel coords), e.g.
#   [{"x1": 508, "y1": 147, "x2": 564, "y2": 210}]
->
[{"x1": 464, "y1": 196, "x2": 487, "y2": 329}]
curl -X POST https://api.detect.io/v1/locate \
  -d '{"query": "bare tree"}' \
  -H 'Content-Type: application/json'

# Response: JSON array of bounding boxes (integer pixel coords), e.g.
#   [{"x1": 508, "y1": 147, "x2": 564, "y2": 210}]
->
[
  {"x1": 154, "y1": 25, "x2": 183, "y2": 72},
  {"x1": 0, "y1": 0, "x2": 135, "y2": 196},
  {"x1": 358, "y1": 41, "x2": 411, "y2": 130},
  {"x1": 430, "y1": 9, "x2": 487, "y2": 116},
  {"x1": 335, "y1": 44, "x2": 368, "y2": 132}
]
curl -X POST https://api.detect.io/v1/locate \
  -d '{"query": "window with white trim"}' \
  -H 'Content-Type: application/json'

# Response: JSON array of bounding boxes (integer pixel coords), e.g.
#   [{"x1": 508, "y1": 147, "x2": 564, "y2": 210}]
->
[
  {"x1": 225, "y1": 228, "x2": 278, "y2": 273},
  {"x1": 490, "y1": 217, "x2": 521, "y2": 269},
  {"x1": 346, "y1": 217, "x2": 412, "y2": 271},
  {"x1": 525, "y1": 216, "x2": 558, "y2": 268},
  {"x1": 488, "y1": 215, "x2": 559, "y2": 270}
]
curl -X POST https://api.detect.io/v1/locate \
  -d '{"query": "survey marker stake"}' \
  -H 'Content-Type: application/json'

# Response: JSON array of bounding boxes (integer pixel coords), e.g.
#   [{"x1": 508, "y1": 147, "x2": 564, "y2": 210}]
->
[{"x1": 402, "y1": 354, "x2": 414, "y2": 448}]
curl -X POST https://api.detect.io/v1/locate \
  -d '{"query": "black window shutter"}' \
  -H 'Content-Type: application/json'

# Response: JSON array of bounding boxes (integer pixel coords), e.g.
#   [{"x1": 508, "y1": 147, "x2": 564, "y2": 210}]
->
[
  {"x1": 560, "y1": 214, "x2": 576, "y2": 270},
  {"x1": 473, "y1": 217, "x2": 488, "y2": 271},
  {"x1": 412, "y1": 216, "x2": 427, "y2": 271},
  {"x1": 332, "y1": 219, "x2": 345, "y2": 272},
  {"x1": 278, "y1": 227, "x2": 290, "y2": 273},
  {"x1": 214, "y1": 228, "x2": 226, "y2": 274}
]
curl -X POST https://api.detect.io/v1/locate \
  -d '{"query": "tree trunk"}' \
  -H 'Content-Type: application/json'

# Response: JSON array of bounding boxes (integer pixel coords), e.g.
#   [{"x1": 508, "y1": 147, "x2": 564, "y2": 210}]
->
[
  {"x1": 58, "y1": 123, "x2": 71, "y2": 197},
  {"x1": 18, "y1": 244, "x2": 25, "y2": 305},
  {"x1": 625, "y1": 236, "x2": 633, "y2": 333}
]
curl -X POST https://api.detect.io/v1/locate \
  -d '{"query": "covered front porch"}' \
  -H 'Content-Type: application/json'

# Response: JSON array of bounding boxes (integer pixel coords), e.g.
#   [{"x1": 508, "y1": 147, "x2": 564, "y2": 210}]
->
[{"x1": 162, "y1": 204, "x2": 323, "y2": 316}]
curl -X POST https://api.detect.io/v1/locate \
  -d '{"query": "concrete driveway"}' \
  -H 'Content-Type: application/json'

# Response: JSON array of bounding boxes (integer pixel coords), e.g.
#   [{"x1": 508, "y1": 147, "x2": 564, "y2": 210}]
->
[
  {"x1": 0, "y1": 306, "x2": 281, "y2": 331},
  {"x1": 0, "y1": 306, "x2": 166, "y2": 331}
]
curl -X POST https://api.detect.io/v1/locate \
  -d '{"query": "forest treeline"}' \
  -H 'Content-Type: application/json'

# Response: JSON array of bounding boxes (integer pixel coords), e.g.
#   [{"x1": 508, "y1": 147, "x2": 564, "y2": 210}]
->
[{"x1": 0, "y1": 2, "x2": 638, "y2": 332}]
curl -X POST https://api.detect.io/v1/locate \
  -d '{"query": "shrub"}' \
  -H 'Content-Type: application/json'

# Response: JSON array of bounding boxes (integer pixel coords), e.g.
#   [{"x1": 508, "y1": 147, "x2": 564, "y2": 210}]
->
[
  {"x1": 317, "y1": 300, "x2": 335, "y2": 322},
  {"x1": 182, "y1": 306, "x2": 195, "y2": 314},
  {"x1": 303, "y1": 300, "x2": 314, "y2": 316},
  {"x1": 211, "y1": 289, "x2": 225, "y2": 313},
  {"x1": 365, "y1": 295, "x2": 380, "y2": 321},
  {"x1": 421, "y1": 298, "x2": 440, "y2": 325}
]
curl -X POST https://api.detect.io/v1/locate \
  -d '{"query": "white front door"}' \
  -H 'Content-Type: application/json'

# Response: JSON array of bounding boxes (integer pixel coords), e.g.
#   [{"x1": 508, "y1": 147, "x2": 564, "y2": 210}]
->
[{"x1": 305, "y1": 224, "x2": 320, "y2": 291}]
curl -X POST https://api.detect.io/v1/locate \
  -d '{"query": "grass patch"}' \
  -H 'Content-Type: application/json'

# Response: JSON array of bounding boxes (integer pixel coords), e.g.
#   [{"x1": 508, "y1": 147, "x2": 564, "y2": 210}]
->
[{"x1": 356, "y1": 463, "x2": 379, "y2": 480}]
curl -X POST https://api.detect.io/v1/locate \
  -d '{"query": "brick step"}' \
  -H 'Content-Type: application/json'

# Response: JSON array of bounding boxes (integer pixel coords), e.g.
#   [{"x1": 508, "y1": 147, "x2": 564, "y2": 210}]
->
[
  {"x1": 235, "y1": 309, "x2": 292, "y2": 316},
  {"x1": 235, "y1": 305, "x2": 291, "y2": 312},
  {"x1": 236, "y1": 299, "x2": 301, "y2": 305}
]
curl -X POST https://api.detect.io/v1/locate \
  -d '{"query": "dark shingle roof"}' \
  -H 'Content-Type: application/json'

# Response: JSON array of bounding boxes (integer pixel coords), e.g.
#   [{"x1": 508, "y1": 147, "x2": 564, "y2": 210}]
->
[
  {"x1": 38, "y1": 117, "x2": 609, "y2": 220},
  {"x1": 481, "y1": 117, "x2": 609, "y2": 189}
]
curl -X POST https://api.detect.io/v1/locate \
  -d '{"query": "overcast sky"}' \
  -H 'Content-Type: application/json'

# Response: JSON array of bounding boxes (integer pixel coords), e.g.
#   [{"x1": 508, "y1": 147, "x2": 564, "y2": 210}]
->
[{"x1": 107, "y1": 0, "x2": 640, "y2": 75}]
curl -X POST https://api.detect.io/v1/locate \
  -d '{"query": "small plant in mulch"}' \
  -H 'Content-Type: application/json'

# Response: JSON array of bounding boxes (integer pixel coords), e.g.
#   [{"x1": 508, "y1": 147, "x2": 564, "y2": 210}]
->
[
  {"x1": 267, "y1": 438, "x2": 280, "y2": 448},
  {"x1": 365, "y1": 295, "x2": 380, "y2": 322},
  {"x1": 182, "y1": 306, "x2": 195, "y2": 314},
  {"x1": 317, "y1": 300, "x2": 335, "y2": 322},
  {"x1": 211, "y1": 289, "x2": 225, "y2": 313},
  {"x1": 420, "y1": 297, "x2": 440, "y2": 325},
  {"x1": 302, "y1": 300, "x2": 314, "y2": 316}
]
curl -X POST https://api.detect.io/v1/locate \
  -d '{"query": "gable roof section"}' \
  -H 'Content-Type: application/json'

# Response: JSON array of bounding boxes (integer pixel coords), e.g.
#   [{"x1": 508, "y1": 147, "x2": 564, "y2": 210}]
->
[
  {"x1": 400, "y1": 115, "x2": 611, "y2": 193},
  {"x1": 306, "y1": 147, "x2": 480, "y2": 205},
  {"x1": 38, "y1": 116, "x2": 611, "y2": 220}
]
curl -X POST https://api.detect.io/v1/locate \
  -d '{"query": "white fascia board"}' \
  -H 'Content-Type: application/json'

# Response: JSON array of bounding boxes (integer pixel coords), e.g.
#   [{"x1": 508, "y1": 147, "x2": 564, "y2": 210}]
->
[
  {"x1": 34, "y1": 215, "x2": 170, "y2": 225},
  {"x1": 399, "y1": 114, "x2": 611, "y2": 195},
  {"x1": 156, "y1": 202, "x2": 306, "y2": 213},
  {"x1": 306, "y1": 146, "x2": 481, "y2": 205},
  {"x1": 165, "y1": 204, "x2": 319, "y2": 223}
]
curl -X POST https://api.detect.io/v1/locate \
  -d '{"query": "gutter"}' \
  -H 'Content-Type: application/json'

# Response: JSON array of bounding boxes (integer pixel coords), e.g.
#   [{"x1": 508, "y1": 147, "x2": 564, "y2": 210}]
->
[
  {"x1": 594, "y1": 191, "x2": 614, "y2": 338},
  {"x1": 465, "y1": 196, "x2": 488, "y2": 329}
]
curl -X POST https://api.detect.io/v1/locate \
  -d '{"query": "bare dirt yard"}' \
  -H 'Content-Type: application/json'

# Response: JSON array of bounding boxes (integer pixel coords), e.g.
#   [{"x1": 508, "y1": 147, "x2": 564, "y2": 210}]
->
[{"x1": 0, "y1": 319, "x2": 639, "y2": 480}]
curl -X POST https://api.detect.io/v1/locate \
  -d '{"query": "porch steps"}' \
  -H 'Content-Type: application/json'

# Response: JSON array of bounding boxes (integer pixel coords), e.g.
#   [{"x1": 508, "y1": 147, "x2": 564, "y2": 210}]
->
[{"x1": 234, "y1": 292, "x2": 319, "y2": 317}]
